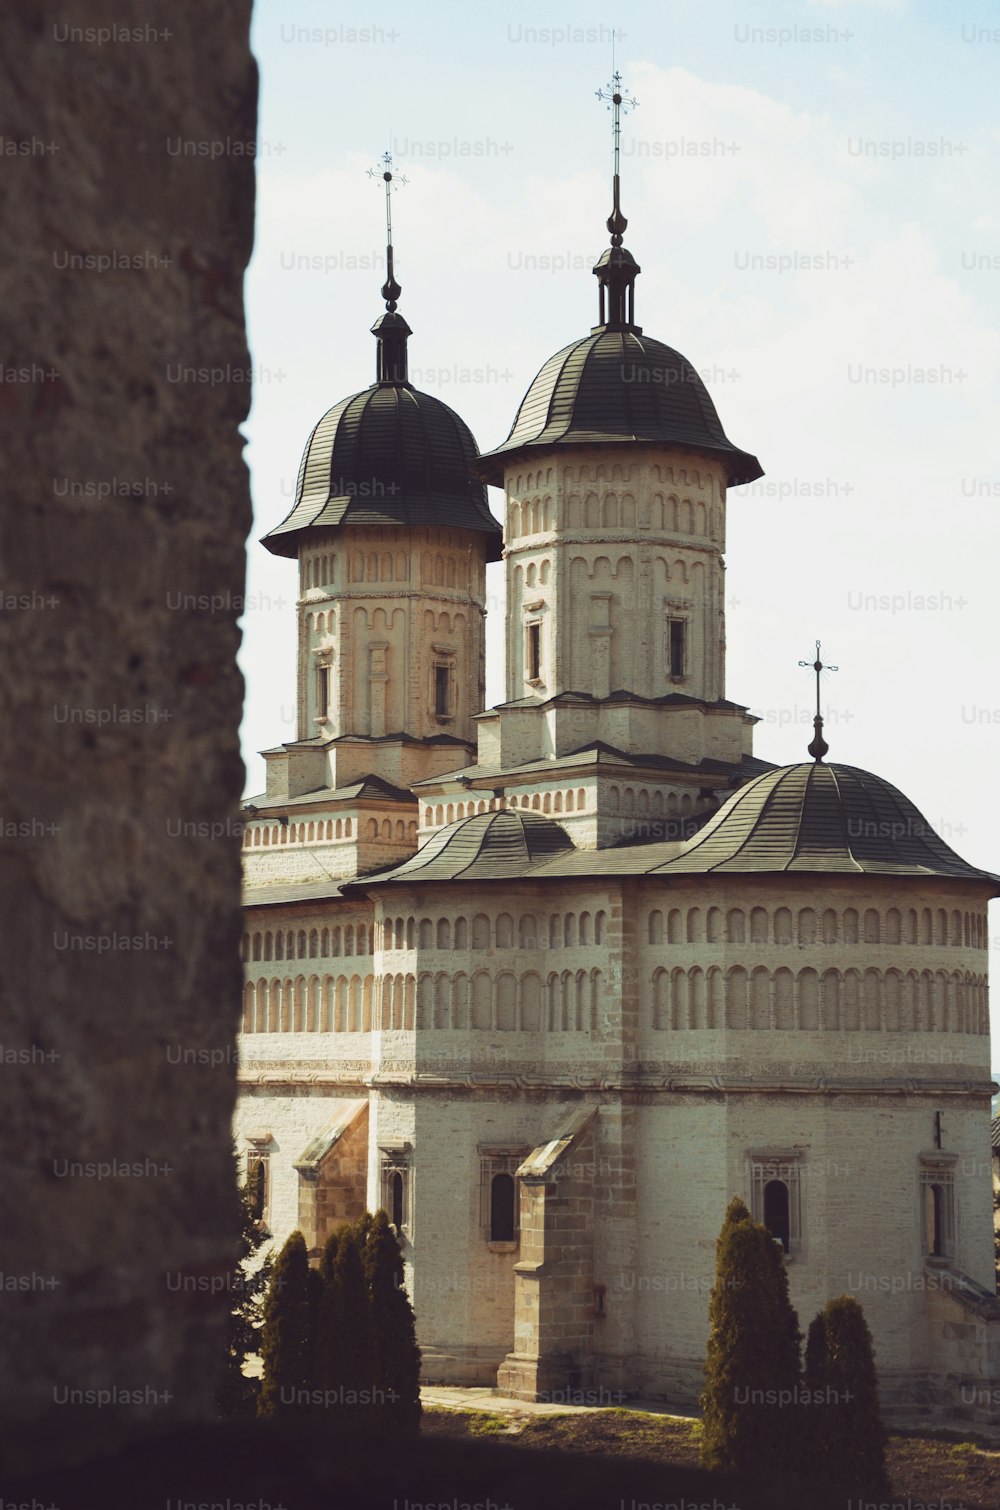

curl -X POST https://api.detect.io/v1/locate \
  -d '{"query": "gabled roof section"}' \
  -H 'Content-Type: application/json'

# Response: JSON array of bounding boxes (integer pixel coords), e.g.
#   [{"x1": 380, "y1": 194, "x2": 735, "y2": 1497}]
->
[
  {"x1": 517, "y1": 1107, "x2": 597, "y2": 1179},
  {"x1": 243, "y1": 880, "x2": 347, "y2": 908},
  {"x1": 294, "y1": 1100, "x2": 367, "y2": 1173},
  {"x1": 242, "y1": 774, "x2": 416, "y2": 813}
]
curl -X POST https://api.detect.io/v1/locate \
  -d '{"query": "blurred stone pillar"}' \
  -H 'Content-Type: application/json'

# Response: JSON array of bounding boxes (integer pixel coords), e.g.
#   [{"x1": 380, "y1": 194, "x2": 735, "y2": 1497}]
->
[{"x1": 0, "y1": 0, "x2": 256, "y2": 1475}]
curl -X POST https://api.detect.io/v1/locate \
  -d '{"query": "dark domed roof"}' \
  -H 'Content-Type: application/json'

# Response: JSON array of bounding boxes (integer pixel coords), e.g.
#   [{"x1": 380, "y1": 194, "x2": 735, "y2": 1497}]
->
[
  {"x1": 654, "y1": 762, "x2": 999, "y2": 880},
  {"x1": 264, "y1": 384, "x2": 502, "y2": 559},
  {"x1": 366, "y1": 809, "x2": 574, "y2": 885},
  {"x1": 478, "y1": 329, "x2": 762, "y2": 487}
]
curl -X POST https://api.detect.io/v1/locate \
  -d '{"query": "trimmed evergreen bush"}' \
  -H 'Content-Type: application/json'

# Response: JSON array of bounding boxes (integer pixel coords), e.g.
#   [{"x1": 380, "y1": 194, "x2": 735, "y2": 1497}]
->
[
  {"x1": 258, "y1": 1230, "x2": 313, "y2": 1416},
  {"x1": 313, "y1": 1227, "x2": 343, "y2": 1398},
  {"x1": 701, "y1": 1195, "x2": 802, "y2": 1476},
  {"x1": 802, "y1": 1295, "x2": 889, "y2": 1494},
  {"x1": 323, "y1": 1224, "x2": 376, "y2": 1421},
  {"x1": 364, "y1": 1210, "x2": 421, "y2": 1431}
]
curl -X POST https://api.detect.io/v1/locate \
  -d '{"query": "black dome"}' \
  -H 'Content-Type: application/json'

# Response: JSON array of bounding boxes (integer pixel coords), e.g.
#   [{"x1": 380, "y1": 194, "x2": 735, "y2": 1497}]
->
[
  {"x1": 365, "y1": 809, "x2": 574, "y2": 885},
  {"x1": 654, "y1": 762, "x2": 999, "y2": 881},
  {"x1": 264, "y1": 383, "x2": 502, "y2": 559},
  {"x1": 478, "y1": 329, "x2": 762, "y2": 487}
]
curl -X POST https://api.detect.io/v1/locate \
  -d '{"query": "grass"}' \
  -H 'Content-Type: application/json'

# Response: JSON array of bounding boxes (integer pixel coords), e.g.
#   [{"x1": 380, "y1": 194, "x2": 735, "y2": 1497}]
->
[{"x1": 423, "y1": 1406, "x2": 1000, "y2": 1510}]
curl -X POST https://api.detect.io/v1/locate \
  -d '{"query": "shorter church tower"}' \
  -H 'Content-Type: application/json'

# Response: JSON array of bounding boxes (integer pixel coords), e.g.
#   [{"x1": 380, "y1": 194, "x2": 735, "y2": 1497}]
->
[{"x1": 259, "y1": 157, "x2": 502, "y2": 803}]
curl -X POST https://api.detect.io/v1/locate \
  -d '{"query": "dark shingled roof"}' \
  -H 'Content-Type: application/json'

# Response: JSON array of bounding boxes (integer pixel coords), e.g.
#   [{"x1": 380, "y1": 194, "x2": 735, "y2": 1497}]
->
[
  {"x1": 359, "y1": 809, "x2": 574, "y2": 886},
  {"x1": 263, "y1": 384, "x2": 503, "y2": 559},
  {"x1": 351, "y1": 761, "x2": 1000, "y2": 890},
  {"x1": 243, "y1": 880, "x2": 347, "y2": 908},
  {"x1": 651, "y1": 763, "x2": 1000, "y2": 879},
  {"x1": 478, "y1": 329, "x2": 763, "y2": 487},
  {"x1": 241, "y1": 773, "x2": 415, "y2": 813}
]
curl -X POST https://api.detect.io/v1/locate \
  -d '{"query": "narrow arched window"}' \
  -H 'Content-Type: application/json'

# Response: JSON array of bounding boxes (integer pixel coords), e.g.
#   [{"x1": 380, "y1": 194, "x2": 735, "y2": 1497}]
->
[
  {"x1": 249, "y1": 1158, "x2": 266, "y2": 1222},
  {"x1": 390, "y1": 1170, "x2": 404, "y2": 1230},
  {"x1": 926, "y1": 1182, "x2": 945, "y2": 1257},
  {"x1": 490, "y1": 1173, "x2": 516, "y2": 1242},
  {"x1": 763, "y1": 1179, "x2": 790, "y2": 1254}
]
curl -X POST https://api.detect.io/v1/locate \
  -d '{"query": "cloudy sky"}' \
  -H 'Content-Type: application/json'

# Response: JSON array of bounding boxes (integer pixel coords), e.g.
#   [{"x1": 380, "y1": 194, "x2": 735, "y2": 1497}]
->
[{"x1": 241, "y1": 0, "x2": 1000, "y2": 1040}]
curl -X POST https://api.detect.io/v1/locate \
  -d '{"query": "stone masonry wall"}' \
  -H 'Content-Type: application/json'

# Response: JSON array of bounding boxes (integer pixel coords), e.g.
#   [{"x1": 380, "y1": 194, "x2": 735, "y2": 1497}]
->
[{"x1": 0, "y1": 1, "x2": 255, "y2": 1476}]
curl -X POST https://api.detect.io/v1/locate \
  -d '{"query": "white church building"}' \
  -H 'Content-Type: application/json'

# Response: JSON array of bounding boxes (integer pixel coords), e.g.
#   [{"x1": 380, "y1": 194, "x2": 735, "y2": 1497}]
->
[{"x1": 236, "y1": 134, "x2": 1000, "y2": 1418}]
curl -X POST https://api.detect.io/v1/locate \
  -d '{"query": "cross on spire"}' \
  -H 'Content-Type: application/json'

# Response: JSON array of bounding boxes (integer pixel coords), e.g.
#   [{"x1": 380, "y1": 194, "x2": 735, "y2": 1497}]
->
[
  {"x1": 798, "y1": 640, "x2": 839, "y2": 763},
  {"x1": 596, "y1": 68, "x2": 638, "y2": 245},
  {"x1": 367, "y1": 149, "x2": 408, "y2": 310}
]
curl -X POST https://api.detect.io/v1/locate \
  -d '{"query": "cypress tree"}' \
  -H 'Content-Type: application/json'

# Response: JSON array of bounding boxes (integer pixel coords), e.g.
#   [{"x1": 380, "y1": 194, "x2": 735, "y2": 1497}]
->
[
  {"x1": 802, "y1": 1310, "x2": 827, "y2": 1478},
  {"x1": 313, "y1": 1226, "x2": 343, "y2": 1399},
  {"x1": 802, "y1": 1296, "x2": 889, "y2": 1494},
  {"x1": 701, "y1": 1195, "x2": 802, "y2": 1477},
  {"x1": 258, "y1": 1230, "x2": 313, "y2": 1416},
  {"x1": 305, "y1": 1260, "x2": 323, "y2": 1408},
  {"x1": 215, "y1": 1177, "x2": 273, "y2": 1417},
  {"x1": 364, "y1": 1209, "x2": 421, "y2": 1431},
  {"x1": 322, "y1": 1225, "x2": 376, "y2": 1423}
]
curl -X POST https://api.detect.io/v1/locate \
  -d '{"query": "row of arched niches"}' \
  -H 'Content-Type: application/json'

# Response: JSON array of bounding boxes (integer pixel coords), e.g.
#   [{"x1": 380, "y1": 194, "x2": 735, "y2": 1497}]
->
[
  {"x1": 240, "y1": 903, "x2": 989, "y2": 959},
  {"x1": 646, "y1": 904, "x2": 988, "y2": 949},
  {"x1": 239, "y1": 902, "x2": 990, "y2": 1036},
  {"x1": 240, "y1": 964, "x2": 988, "y2": 1037},
  {"x1": 299, "y1": 549, "x2": 486, "y2": 593}
]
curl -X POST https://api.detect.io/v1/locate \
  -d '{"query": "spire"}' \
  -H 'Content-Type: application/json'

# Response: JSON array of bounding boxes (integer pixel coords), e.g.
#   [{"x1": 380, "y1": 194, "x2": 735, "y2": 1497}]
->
[
  {"x1": 367, "y1": 150, "x2": 411, "y2": 384},
  {"x1": 798, "y1": 640, "x2": 839, "y2": 762},
  {"x1": 594, "y1": 65, "x2": 641, "y2": 331}
]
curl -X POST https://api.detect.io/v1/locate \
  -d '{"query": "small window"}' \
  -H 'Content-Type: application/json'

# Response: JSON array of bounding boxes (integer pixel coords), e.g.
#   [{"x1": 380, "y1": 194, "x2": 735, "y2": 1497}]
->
[
  {"x1": 317, "y1": 664, "x2": 330, "y2": 717},
  {"x1": 763, "y1": 1179, "x2": 791, "y2": 1254},
  {"x1": 479, "y1": 1149, "x2": 526, "y2": 1242},
  {"x1": 919, "y1": 1159, "x2": 955, "y2": 1260},
  {"x1": 749, "y1": 1153, "x2": 802, "y2": 1257},
  {"x1": 434, "y1": 663, "x2": 450, "y2": 717},
  {"x1": 248, "y1": 1158, "x2": 266, "y2": 1221},
  {"x1": 527, "y1": 622, "x2": 541, "y2": 681},
  {"x1": 245, "y1": 1144, "x2": 270, "y2": 1225},
  {"x1": 380, "y1": 1149, "x2": 410, "y2": 1235},
  {"x1": 668, "y1": 619, "x2": 686, "y2": 679},
  {"x1": 490, "y1": 1173, "x2": 516, "y2": 1242}
]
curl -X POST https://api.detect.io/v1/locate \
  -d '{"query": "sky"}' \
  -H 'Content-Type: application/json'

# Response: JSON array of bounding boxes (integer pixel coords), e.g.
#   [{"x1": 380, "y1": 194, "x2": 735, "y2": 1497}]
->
[{"x1": 241, "y1": 0, "x2": 1000, "y2": 1047}]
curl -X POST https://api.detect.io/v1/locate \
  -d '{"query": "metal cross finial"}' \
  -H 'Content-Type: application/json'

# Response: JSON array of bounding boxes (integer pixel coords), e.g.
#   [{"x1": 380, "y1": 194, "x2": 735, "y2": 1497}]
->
[
  {"x1": 596, "y1": 68, "x2": 638, "y2": 183},
  {"x1": 598, "y1": 37, "x2": 637, "y2": 250},
  {"x1": 798, "y1": 640, "x2": 839, "y2": 763},
  {"x1": 367, "y1": 149, "x2": 408, "y2": 247},
  {"x1": 366, "y1": 149, "x2": 408, "y2": 312}
]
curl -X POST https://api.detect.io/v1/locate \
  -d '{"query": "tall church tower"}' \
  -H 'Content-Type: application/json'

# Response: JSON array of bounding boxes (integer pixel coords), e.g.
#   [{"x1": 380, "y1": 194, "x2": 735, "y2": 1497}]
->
[{"x1": 417, "y1": 81, "x2": 767, "y2": 846}]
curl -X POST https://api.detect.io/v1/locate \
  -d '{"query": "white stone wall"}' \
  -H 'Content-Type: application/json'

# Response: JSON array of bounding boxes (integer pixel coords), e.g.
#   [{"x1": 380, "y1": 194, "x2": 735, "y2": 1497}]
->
[
  {"x1": 503, "y1": 449, "x2": 728, "y2": 705},
  {"x1": 416, "y1": 778, "x2": 716, "y2": 850},
  {"x1": 234, "y1": 868, "x2": 995, "y2": 1410},
  {"x1": 295, "y1": 525, "x2": 488, "y2": 746},
  {"x1": 637, "y1": 879, "x2": 991, "y2": 1067},
  {"x1": 242, "y1": 808, "x2": 416, "y2": 888}
]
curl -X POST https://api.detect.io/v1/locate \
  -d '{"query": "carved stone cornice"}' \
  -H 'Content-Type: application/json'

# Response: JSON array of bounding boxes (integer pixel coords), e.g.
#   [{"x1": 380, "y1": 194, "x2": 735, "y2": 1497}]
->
[{"x1": 236, "y1": 1066, "x2": 995, "y2": 1098}]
